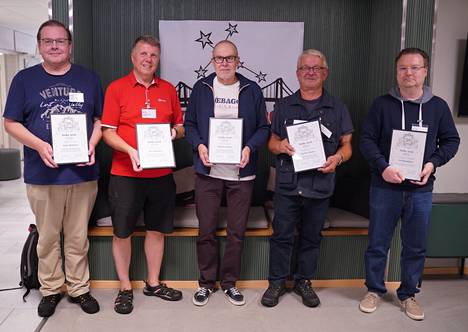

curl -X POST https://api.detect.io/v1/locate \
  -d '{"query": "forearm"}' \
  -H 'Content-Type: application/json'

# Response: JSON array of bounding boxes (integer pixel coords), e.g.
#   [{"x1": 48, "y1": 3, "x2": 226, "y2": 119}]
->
[
  {"x1": 89, "y1": 118, "x2": 102, "y2": 148},
  {"x1": 102, "y1": 127, "x2": 134, "y2": 154},
  {"x1": 173, "y1": 124, "x2": 185, "y2": 139},
  {"x1": 336, "y1": 134, "x2": 352, "y2": 163},
  {"x1": 268, "y1": 133, "x2": 283, "y2": 155},
  {"x1": 4, "y1": 119, "x2": 45, "y2": 151}
]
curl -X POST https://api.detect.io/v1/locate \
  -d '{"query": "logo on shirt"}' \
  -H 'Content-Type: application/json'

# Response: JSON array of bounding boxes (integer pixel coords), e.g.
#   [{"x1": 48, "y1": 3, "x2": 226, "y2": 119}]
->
[{"x1": 38, "y1": 83, "x2": 84, "y2": 129}]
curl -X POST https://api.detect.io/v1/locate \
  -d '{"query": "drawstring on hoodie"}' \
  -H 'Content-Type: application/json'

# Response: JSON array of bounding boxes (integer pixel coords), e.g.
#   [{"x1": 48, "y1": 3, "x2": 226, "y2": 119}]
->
[{"x1": 400, "y1": 99, "x2": 423, "y2": 130}]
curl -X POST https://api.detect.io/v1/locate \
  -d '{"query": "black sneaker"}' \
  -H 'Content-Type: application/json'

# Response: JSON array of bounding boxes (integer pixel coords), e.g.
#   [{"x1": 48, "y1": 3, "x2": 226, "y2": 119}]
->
[
  {"x1": 192, "y1": 287, "x2": 213, "y2": 306},
  {"x1": 38, "y1": 293, "x2": 62, "y2": 317},
  {"x1": 143, "y1": 281, "x2": 182, "y2": 301},
  {"x1": 293, "y1": 279, "x2": 320, "y2": 307},
  {"x1": 224, "y1": 287, "x2": 245, "y2": 306},
  {"x1": 261, "y1": 283, "x2": 286, "y2": 307},
  {"x1": 69, "y1": 292, "x2": 100, "y2": 314},
  {"x1": 114, "y1": 289, "x2": 134, "y2": 315}
]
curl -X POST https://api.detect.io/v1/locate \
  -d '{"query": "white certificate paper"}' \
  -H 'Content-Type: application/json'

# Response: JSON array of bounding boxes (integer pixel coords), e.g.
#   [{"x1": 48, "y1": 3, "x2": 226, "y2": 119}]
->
[
  {"x1": 50, "y1": 113, "x2": 89, "y2": 164},
  {"x1": 286, "y1": 120, "x2": 326, "y2": 172},
  {"x1": 208, "y1": 118, "x2": 243, "y2": 164},
  {"x1": 136, "y1": 123, "x2": 175, "y2": 169},
  {"x1": 389, "y1": 129, "x2": 427, "y2": 181}
]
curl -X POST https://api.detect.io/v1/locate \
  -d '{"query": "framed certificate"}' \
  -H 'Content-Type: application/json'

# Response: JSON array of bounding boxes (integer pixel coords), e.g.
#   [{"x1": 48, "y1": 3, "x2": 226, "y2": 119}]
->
[
  {"x1": 389, "y1": 129, "x2": 427, "y2": 181},
  {"x1": 208, "y1": 118, "x2": 243, "y2": 164},
  {"x1": 286, "y1": 120, "x2": 326, "y2": 173},
  {"x1": 50, "y1": 113, "x2": 89, "y2": 165},
  {"x1": 136, "y1": 123, "x2": 176, "y2": 169}
]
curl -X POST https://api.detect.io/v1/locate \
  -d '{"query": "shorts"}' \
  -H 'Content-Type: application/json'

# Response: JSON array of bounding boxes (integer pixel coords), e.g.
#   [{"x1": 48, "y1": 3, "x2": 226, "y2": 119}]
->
[{"x1": 108, "y1": 174, "x2": 176, "y2": 238}]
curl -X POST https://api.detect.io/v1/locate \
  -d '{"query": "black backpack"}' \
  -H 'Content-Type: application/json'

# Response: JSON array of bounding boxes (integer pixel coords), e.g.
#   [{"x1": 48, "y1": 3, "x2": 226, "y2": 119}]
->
[{"x1": 20, "y1": 224, "x2": 40, "y2": 301}]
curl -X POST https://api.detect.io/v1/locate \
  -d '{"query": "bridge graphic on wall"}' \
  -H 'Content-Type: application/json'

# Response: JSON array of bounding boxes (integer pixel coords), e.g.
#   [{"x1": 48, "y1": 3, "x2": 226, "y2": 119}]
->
[{"x1": 175, "y1": 78, "x2": 294, "y2": 108}]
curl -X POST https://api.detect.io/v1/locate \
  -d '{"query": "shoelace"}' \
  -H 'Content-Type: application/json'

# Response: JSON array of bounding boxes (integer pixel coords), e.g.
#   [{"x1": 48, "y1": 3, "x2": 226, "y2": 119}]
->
[
  {"x1": 116, "y1": 290, "x2": 133, "y2": 304},
  {"x1": 77, "y1": 293, "x2": 92, "y2": 304},
  {"x1": 365, "y1": 293, "x2": 378, "y2": 303},
  {"x1": 299, "y1": 281, "x2": 315, "y2": 295},
  {"x1": 197, "y1": 288, "x2": 208, "y2": 297},
  {"x1": 44, "y1": 295, "x2": 59, "y2": 304},
  {"x1": 405, "y1": 297, "x2": 419, "y2": 309},
  {"x1": 228, "y1": 287, "x2": 241, "y2": 296}
]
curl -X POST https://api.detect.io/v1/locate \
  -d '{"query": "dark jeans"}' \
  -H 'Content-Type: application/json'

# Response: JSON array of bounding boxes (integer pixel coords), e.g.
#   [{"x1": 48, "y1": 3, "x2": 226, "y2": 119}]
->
[
  {"x1": 268, "y1": 193, "x2": 329, "y2": 284},
  {"x1": 195, "y1": 174, "x2": 254, "y2": 290},
  {"x1": 365, "y1": 185, "x2": 433, "y2": 301}
]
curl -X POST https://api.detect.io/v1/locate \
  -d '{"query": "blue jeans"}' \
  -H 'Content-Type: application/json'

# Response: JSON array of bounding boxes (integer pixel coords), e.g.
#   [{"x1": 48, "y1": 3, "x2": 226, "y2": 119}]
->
[
  {"x1": 365, "y1": 186, "x2": 433, "y2": 301},
  {"x1": 268, "y1": 193, "x2": 329, "y2": 284}
]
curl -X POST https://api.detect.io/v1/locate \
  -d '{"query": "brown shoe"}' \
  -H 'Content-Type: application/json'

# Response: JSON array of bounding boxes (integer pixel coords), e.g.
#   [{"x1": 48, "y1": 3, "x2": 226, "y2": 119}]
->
[
  {"x1": 359, "y1": 292, "x2": 379, "y2": 313},
  {"x1": 400, "y1": 297, "x2": 424, "y2": 320}
]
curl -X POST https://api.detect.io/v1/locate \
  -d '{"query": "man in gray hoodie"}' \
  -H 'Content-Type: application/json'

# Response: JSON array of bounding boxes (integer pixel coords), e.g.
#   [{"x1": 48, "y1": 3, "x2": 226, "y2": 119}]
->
[{"x1": 359, "y1": 48, "x2": 460, "y2": 321}]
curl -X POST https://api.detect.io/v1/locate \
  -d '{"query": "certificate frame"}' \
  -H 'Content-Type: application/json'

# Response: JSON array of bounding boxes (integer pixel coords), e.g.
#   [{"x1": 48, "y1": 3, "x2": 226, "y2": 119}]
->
[
  {"x1": 136, "y1": 123, "x2": 176, "y2": 169},
  {"x1": 389, "y1": 129, "x2": 427, "y2": 181},
  {"x1": 50, "y1": 113, "x2": 89, "y2": 165},
  {"x1": 208, "y1": 117, "x2": 243, "y2": 165},
  {"x1": 286, "y1": 119, "x2": 327, "y2": 173}
]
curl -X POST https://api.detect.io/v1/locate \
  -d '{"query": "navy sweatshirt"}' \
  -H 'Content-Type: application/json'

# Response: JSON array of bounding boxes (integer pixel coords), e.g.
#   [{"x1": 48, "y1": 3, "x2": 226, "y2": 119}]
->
[{"x1": 360, "y1": 86, "x2": 460, "y2": 192}]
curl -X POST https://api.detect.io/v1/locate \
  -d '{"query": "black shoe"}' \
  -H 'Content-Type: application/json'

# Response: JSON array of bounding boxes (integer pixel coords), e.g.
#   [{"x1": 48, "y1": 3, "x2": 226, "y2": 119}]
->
[
  {"x1": 192, "y1": 287, "x2": 213, "y2": 306},
  {"x1": 69, "y1": 292, "x2": 100, "y2": 314},
  {"x1": 114, "y1": 289, "x2": 134, "y2": 315},
  {"x1": 38, "y1": 294, "x2": 62, "y2": 317},
  {"x1": 261, "y1": 283, "x2": 286, "y2": 307},
  {"x1": 224, "y1": 287, "x2": 245, "y2": 306},
  {"x1": 293, "y1": 279, "x2": 320, "y2": 307},
  {"x1": 143, "y1": 281, "x2": 182, "y2": 301}
]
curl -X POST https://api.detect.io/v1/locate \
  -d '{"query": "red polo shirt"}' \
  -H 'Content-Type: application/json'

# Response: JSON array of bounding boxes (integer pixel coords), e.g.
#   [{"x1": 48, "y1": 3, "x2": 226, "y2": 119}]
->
[{"x1": 102, "y1": 72, "x2": 183, "y2": 178}]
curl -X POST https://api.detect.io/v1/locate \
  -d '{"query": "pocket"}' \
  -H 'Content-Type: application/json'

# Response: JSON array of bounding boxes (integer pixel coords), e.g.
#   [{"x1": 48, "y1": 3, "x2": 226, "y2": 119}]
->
[
  {"x1": 276, "y1": 158, "x2": 297, "y2": 189},
  {"x1": 312, "y1": 172, "x2": 335, "y2": 195},
  {"x1": 322, "y1": 137, "x2": 338, "y2": 157}
]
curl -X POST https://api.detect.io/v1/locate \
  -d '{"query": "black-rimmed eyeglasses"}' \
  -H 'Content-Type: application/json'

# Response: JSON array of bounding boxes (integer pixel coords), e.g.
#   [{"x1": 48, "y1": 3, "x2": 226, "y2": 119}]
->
[{"x1": 212, "y1": 56, "x2": 238, "y2": 64}]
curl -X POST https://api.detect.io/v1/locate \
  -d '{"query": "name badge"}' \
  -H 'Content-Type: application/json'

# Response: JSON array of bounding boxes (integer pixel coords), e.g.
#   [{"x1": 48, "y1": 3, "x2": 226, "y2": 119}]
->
[
  {"x1": 142, "y1": 108, "x2": 157, "y2": 119},
  {"x1": 320, "y1": 123, "x2": 332, "y2": 138},
  {"x1": 69, "y1": 92, "x2": 84, "y2": 103},
  {"x1": 411, "y1": 124, "x2": 428, "y2": 132}
]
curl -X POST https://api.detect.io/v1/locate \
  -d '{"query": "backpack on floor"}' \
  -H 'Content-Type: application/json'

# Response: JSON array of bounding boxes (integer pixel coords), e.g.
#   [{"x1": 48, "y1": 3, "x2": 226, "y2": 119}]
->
[{"x1": 19, "y1": 224, "x2": 40, "y2": 301}]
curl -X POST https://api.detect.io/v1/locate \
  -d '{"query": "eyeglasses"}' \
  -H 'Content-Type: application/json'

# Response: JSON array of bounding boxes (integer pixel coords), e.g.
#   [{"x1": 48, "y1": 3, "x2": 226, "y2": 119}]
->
[
  {"x1": 212, "y1": 56, "x2": 238, "y2": 64},
  {"x1": 297, "y1": 66, "x2": 326, "y2": 73},
  {"x1": 397, "y1": 66, "x2": 426, "y2": 73},
  {"x1": 40, "y1": 38, "x2": 69, "y2": 46}
]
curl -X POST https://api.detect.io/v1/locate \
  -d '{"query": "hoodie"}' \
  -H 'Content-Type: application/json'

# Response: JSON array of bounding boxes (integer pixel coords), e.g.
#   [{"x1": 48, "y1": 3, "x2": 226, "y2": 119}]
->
[{"x1": 360, "y1": 86, "x2": 460, "y2": 192}]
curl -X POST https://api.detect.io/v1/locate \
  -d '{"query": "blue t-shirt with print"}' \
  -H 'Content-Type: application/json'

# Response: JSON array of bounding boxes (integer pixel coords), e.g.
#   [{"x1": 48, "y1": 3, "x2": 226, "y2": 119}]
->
[{"x1": 3, "y1": 63, "x2": 103, "y2": 185}]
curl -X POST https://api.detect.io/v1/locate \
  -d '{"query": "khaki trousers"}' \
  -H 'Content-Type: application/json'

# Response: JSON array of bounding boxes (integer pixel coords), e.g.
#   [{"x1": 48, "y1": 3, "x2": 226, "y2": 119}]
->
[{"x1": 26, "y1": 180, "x2": 97, "y2": 297}]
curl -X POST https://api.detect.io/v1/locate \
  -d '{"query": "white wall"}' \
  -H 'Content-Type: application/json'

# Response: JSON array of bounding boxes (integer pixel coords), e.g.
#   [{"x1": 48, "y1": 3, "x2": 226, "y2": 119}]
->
[{"x1": 432, "y1": 0, "x2": 468, "y2": 193}]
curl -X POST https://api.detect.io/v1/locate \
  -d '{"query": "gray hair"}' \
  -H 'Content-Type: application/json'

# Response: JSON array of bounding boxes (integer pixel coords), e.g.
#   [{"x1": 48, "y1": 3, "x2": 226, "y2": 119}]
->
[{"x1": 297, "y1": 49, "x2": 328, "y2": 69}]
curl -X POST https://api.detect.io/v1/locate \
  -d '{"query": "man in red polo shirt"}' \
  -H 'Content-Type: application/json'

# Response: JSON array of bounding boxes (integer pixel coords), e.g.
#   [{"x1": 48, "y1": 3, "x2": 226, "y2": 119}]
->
[{"x1": 101, "y1": 35, "x2": 184, "y2": 314}]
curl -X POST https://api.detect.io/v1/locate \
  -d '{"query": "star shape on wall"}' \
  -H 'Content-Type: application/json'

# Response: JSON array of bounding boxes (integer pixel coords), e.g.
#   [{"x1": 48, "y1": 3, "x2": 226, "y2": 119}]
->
[
  {"x1": 195, "y1": 31, "x2": 214, "y2": 49},
  {"x1": 255, "y1": 71, "x2": 267, "y2": 83},
  {"x1": 225, "y1": 23, "x2": 239, "y2": 38},
  {"x1": 194, "y1": 65, "x2": 208, "y2": 79}
]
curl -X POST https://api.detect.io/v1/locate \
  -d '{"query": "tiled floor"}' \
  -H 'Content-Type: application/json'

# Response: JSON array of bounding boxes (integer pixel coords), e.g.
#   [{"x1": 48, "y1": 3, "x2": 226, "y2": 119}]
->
[{"x1": 0, "y1": 178, "x2": 42, "y2": 332}]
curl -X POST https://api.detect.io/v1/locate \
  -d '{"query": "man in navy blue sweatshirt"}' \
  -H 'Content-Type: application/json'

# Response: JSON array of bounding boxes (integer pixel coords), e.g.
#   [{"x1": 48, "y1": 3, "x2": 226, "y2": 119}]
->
[{"x1": 359, "y1": 48, "x2": 460, "y2": 321}]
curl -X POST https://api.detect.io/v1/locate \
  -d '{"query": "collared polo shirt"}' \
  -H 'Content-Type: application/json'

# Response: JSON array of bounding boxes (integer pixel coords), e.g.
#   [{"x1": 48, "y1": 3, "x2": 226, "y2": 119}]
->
[{"x1": 102, "y1": 71, "x2": 183, "y2": 178}]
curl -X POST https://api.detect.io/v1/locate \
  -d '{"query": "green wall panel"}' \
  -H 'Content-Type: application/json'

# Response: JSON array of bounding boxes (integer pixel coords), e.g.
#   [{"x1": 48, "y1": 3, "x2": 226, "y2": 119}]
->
[
  {"x1": 52, "y1": 0, "x2": 69, "y2": 27},
  {"x1": 88, "y1": 234, "x2": 402, "y2": 281},
  {"x1": 426, "y1": 204, "x2": 468, "y2": 257}
]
